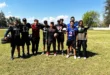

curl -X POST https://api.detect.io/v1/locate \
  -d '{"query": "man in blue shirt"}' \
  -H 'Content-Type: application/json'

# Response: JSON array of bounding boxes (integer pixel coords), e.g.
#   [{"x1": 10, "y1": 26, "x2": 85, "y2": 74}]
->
[
  {"x1": 66, "y1": 21, "x2": 78, "y2": 59},
  {"x1": 67, "y1": 16, "x2": 79, "y2": 28}
]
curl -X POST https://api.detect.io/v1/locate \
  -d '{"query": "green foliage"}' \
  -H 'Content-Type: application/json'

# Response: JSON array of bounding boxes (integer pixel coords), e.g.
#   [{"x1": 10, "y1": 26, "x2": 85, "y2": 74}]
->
[
  {"x1": 0, "y1": 11, "x2": 7, "y2": 27},
  {"x1": 104, "y1": 0, "x2": 110, "y2": 26},
  {"x1": 82, "y1": 11, "x2": 100, "y2": 27}
]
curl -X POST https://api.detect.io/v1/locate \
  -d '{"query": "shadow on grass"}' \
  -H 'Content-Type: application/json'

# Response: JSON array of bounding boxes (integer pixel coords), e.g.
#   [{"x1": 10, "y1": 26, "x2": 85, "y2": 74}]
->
[{"x1": 14, "y1": 50, "x2": 98, "y2": 59}]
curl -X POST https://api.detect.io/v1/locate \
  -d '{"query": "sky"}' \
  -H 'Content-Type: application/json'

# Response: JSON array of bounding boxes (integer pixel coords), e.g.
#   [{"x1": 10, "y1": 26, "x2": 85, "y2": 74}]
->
[{"x1": 0, "y1": 0, "x2": 105, "y2": 24}]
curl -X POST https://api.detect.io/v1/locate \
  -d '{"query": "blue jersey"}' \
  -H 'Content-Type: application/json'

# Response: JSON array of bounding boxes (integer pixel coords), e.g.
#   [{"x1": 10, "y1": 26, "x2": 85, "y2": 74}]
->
[
  {"x1": 67, "y1": 21, "x2": 79, "y2": 28},
  {"x1": 67, "y1": 27, "x2": 78, "y2": 41}
]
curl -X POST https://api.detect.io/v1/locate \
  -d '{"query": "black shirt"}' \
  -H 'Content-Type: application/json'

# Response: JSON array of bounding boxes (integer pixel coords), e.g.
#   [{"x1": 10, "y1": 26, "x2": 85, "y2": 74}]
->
[{"x1": 20, "y1": 23, "x2": 31, "y2": 38}]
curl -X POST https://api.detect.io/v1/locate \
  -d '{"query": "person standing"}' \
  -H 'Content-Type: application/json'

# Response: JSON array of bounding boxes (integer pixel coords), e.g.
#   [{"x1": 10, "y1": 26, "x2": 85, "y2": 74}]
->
[
  {"x1": 46, "y1": 22, "x2": 58, "y2": 56},
  {"x1": 21, "y1": 18, "x2": 31, "y2": 57},
  {"x1": 41, "y1": 20, "x2": 49, "y2": 55},
  {"x1": 77, "y1": 20, "x2": 89, "y2": 59},
  {"x1": 4, "y1": 20, "x2": 21, "y2": 60},
  {"x1": 66, "y1": 21, "x2": 78, "y2": 59},
  {"x1": 31, "y1": 19, "x2": 43, "y2": 55}
]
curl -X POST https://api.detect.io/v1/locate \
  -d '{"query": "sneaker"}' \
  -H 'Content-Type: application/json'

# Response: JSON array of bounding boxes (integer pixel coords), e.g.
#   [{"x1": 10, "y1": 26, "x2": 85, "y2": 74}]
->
[
  {"x1": 62, "y1": 50, "x2": 64, "y2": 55},
  {"x1": 84, "y1": 57, "x2": 87, "y2": 59},
  {"x1": 11, "y1": 57, "x2": 14, "y2": 60},
  {"x1": 66, "y1": 55, "x2": 70, "y2": 58},
  {"x1": 74, "y1": 56, "x2": 77, "y2": 59},
  {"x1": 46, "y1": 52, "x2": 49, "y2": 56},
  {"x1": 54, "y1": 53, "x2": 57, "y2": 56},
  {"x1": 78, "y1": 56, "x2": 81, "y2": 59},
  {"x1": 41, "y1": 52, "x2": 45, "y2": 55}
]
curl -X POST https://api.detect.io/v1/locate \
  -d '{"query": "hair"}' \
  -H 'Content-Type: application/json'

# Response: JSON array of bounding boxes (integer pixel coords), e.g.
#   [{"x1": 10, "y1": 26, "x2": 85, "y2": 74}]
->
[
  {"x1": 79, "y1": 20, "x2": 84, "y2": 27},
  {"x1": 34, "y1": 19, "x2": 39, "y2": 23},
  {"x1": 44, "y1": 20, "x2": 48, "y2": 24},
  {"x1": 57, "y1": 20, "x2": 60, "y2": 23},
  {"x1": 70, "y1": 20, "x2": 74, "y2": 24},
  {"x1": 50, "y1": 22, "x2": 54, "y2": 26},
  {"x1": 71, "y1": 16, "x2": 75, "y2": 19},
  {"x1": 60, "y1": 19, "x2": 64, "y2": 22}
]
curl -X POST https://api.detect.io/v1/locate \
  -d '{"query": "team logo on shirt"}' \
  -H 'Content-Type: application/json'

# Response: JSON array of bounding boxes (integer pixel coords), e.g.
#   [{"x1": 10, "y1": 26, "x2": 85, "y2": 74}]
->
[
  {"x1": 57, "y1": 26, "x2": 62, "y2": 32},
  {"x1": 23, "y1": 26, "x2": 29, "y2": 32}
]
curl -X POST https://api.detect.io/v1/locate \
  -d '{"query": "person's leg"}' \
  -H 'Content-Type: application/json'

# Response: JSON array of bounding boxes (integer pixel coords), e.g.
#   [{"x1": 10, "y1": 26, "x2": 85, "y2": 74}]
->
[
  {"x1": 47, "y1": 40, "x2": 51, "y2": 56},
  {"x1": 22, "y1": 45, "x2": 25, "y2": 57},
  {"x1": 53, "y1": 40, "x2": 56, "y2": 56},
  {"x1": 26, "y1": 39, "x2": 30, "y2": 55},
  {"x1": 66, "y1": 46, "x2": 70, "y2": 58},
  {"x1": 82, "y1": 40, "x2": 87, "y2": 59},
  {"x1": 17, "y1": 46, "x2": 20, "y2": 58},
  {"x1": 11, "y1": 46, "x2": 16, "y2": 60},
  {"x1": 32, "y1": 40, "x2": 35, "y2": 55},
  {"x1": 42, "y1": 39, "x2": 46, "y2": 54},
  {"x1": 35, "y1": 37, "x2": 40, "y2": 54},
  {"x1": 77, "y1": 40, "x2": 82, "y2": 58},
  {"x1": 61, "y1": 42, "x2": 64, "y2": 54}
]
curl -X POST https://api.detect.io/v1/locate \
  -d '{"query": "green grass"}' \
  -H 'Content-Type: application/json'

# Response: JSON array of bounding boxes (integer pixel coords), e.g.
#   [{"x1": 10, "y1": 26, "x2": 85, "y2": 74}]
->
[{"x1": 0, "y1": 29, "x2": 110, "y2": 75}]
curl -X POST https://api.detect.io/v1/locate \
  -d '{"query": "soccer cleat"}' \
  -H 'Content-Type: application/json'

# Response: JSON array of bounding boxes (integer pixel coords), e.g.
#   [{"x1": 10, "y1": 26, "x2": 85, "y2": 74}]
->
[
  {"x1": 74, "y1": 56, "x2": 77, "y2": 59},
  {"x1": 41, "y1": 52, "x2": 45, "y2": 55},
  {"x1": 54, "y1": 53, "x2": 57, "y2": 56},
  {"x1": 84, "y1": 57, "x2": 87, "y2": 59},
  {"x1": 66, "y1": 55, "x2": 70, "y2": 58},
  {"x1": 46, "y1": 52, "x2": 49, "y2": 56},
  {"x1": 78, "y1": 56, "x2": 81, "y2": 59}
]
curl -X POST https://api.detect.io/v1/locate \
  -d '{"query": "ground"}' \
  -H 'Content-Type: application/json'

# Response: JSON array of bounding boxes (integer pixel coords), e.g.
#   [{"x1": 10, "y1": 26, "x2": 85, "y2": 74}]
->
[{"x1": 0, "y1": 29, "x2": 110, "y2": 75}]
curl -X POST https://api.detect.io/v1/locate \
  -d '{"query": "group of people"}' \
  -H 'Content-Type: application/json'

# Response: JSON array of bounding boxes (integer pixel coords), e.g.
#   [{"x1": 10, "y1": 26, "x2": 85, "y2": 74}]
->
[{"x1": 4, "y1": 16, "x2": 90, "y2": 60}]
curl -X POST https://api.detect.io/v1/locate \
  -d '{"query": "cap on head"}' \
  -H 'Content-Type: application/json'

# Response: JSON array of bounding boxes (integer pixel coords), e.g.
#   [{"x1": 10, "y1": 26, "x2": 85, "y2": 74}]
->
[
  {"x1": 44, "y1": 20, "x2": 48, "y2": 24},
  {"x1": 22, "y1": 18, "x2": 27, "y2": 22}
]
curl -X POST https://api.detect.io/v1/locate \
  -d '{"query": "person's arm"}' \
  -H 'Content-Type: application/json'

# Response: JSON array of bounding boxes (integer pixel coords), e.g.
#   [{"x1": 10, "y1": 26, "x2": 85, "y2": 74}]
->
[{"x1": 4, "y1": 26, "x2": 12, "y2": 39}]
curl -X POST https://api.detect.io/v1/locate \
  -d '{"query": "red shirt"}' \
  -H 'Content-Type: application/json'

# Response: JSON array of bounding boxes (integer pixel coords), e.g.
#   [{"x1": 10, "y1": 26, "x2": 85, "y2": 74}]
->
[{"x1": 31, "y1": 24, "x2": 40, "y2": 38}]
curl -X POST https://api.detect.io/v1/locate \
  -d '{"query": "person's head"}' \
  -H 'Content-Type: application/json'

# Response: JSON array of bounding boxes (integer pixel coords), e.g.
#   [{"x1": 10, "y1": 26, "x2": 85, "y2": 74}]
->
[
  {"x1": 22, "y1": 18, "x2": 27, "y2": 24},
  {"x1": 50, "y1": 22, "x2": 54, "y2": 28},
  {"x1": 70, "y1": 16, "x2": 75, "y2": 22},
  {"x1": 57, "y1": 20, "x2": 60, "y2": 24},
  {"x1": 34, "y1": 19, "x2": 39, "y2": 25},
  {"x1": 70, "y1": 21, "x2": 74, "y2": 27},
  {"x1": 60, "y1": 19, "x2": 64, "y2": 24},
  {"x1": 79, "y1": 20, "x2": 83, "y2": 27},
  {"x1": 44, "y1": 20, "x2": 48, "y2": 25},
  {"x1": 14, "y1": 20, "x2": 18, "y2": 26}
]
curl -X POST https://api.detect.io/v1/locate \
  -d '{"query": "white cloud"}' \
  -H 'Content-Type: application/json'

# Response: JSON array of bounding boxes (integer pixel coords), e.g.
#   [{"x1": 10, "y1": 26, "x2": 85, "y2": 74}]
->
[
  {"x1": 27, "y1": 17, "x2": 35, "y2": 23},
  {"x1": 41, "y1": 15, "x2": 69, "y2": 24},
  {"x1": 0, "y1": 2, "x2": 7, "y2": 8}
]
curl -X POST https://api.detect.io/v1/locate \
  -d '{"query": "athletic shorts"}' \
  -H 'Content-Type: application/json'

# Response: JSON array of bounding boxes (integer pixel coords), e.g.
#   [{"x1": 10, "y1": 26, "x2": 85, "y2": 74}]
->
[
  {"x1": 66, "y1": 40, "x2": 76, "y2": 49},
  {"x1": 11, "y1": 38, "x2": 21, "y2": 47},
  {"x1": 21, "y1": 38, "x2": 30, "y2": 46}
]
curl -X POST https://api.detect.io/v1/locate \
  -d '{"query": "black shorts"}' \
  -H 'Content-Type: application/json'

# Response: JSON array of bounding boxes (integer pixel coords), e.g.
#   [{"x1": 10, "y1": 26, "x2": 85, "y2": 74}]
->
[
  {"x1": 57, "y1": 35, "x2": 64, "y2": 43},
  {"x1": 11, "y1": 39, "x2": 21, "y2": 47},
  {"x1": 21, "y1": 38, "x2": 30, "y2": 46},
  {"x1": 66, "y1": 40, "x2": 76, "y2": 49}
]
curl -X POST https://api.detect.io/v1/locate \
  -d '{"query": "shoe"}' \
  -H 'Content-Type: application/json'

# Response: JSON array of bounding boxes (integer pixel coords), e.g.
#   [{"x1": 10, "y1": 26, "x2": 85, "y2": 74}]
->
[
  {"x1": 46, "y1": 52, "x2": 49, "y2": 56},
  {"x1": 78, "y1": 56, "x2": 81, "y2": 59},
  {"x1": 74, "y1": 56, "x2": 77, "y2": 59},
  {"x1": 84, "y1": 57, "x2": 87, "y2": 59},
  {"x1": 11, "y1": 57, "x2": 14, "y2": 60},
  {"x1": 66, "y1": 55, "x2": 70, "y2": 58},
  {"x1": 22, "y1": 54, "x2": 25, "y2": 58},
  {"x1": 18, "y1": 55, "x2": 21, "y2": 58},
  {"x1": 54, "y1": 53, "x2": 57, "y2": 56},
  {"x1": 41, "y1": 52, "x2": 45, "y2": 55},
  {"x1": 62, "y1": 50, "x2": 64, "y2": 55}
]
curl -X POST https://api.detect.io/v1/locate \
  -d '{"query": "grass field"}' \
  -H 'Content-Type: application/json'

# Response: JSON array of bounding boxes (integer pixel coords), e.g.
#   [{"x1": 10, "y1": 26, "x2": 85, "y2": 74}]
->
[{"x1": 0, "y1": 29, "x2": 110, "y2": 75}]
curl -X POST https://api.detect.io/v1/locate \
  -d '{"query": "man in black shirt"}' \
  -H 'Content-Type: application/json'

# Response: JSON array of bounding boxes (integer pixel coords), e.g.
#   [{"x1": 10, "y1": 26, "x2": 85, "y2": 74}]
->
[
  {"x1": 41, "y1": 20, "x2": 49, "y2": 55},
  {"x1": 55, "y1": 19, "x2": 67, "y2": 54},
  {"x1": 21, "y1": 18, "x2": 31, "y2": 57},
  {"x1": 46, "y1": 22, "x2": 57, "y2": 56},
  {"x1": 4, "y1": 20, "x2": 21, "y2": 60}
]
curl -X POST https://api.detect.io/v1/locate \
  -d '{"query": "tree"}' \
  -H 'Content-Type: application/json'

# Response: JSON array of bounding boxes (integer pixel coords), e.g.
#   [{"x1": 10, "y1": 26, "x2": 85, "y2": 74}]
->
[
  {"x1": 0, "y1": 11, "x2": 7, "y2": 27},
  {"x1": 82, "y1": 11, "x2": 100, "y2": 27},
  {"x1": 104, "y1": 0, "x2": 110, "y2": 26},
  {"x1": 6, "y1": 17, "x2": 21, "y2": 26}
]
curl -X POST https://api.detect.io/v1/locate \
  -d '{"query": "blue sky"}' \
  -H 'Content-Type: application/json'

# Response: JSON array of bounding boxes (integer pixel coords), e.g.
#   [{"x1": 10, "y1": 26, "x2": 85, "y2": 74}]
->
[{"x1": 0, "y1": 0, "x2": 105, "y2": 23}]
